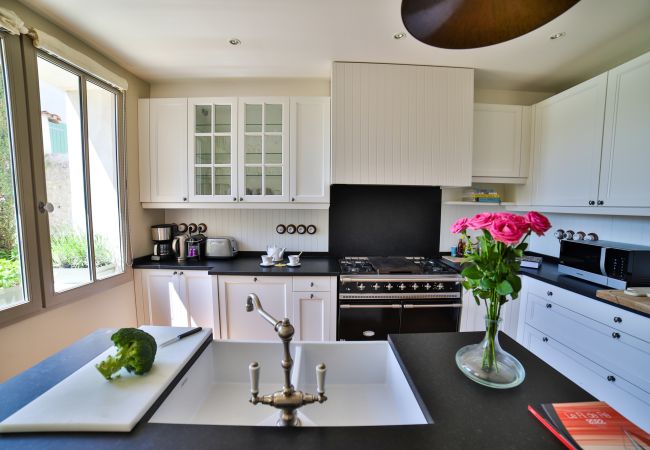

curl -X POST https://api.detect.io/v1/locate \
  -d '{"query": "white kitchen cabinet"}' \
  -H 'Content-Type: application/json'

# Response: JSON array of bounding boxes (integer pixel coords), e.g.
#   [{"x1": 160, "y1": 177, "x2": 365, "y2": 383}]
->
[
  {"x1": 518, "y1": 276, "x2": 650, "y2": 431},
  {"x1": 531, "y1": 74, "x2": 608, "y2": 207},
  {"x1": 134, "y1": 269, "x2": 216, "y2": 333},
  {"x1": 238, "y1": 98, "x2": 290, "y2": 203},
  {"x1": 290, "y1": 97, "x2": 331, "y2": 203},
  {"x1": 332, "y1": 62, "x2": 474, "y2": 187},
  {"x1": 472, "y1": 104, "x2": 531, "y2": 182},
  {"x1": 292, "y1": 292, "x2": 330, "y2": 341},
  {"x1": 598, "y1": 51, "x2": 650, "y2": 207},
  {"x1": 217, "y1": 275, "x2": 292, "y2": 340},
  {"x1": 138, "y1": 98, "x2": 188, "y2": 203},
  {"x1": 187, "y1": 98, "x2": 238, "y2": 202}
]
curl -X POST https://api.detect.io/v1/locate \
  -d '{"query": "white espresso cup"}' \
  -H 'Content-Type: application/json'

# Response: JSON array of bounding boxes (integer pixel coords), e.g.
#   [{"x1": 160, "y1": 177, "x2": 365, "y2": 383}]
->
[
  {"x1": 261, "y1": 255, "x2": 273, "y2": 265},
  {"x1": 288, "y1": 255, "x2": 300, "y2": 265}
]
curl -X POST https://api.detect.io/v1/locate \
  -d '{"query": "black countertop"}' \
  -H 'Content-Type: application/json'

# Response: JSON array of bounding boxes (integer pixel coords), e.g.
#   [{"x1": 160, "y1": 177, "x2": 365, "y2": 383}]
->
[{"x1": 0, "y1": 329, "x2": 593, "y2": 450}]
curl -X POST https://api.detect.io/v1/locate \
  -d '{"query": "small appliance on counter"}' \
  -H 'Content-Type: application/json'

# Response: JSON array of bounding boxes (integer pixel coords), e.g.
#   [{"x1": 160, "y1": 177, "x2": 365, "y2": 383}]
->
[
  {"x1": 151, "y1": 224, "x2": 174, "y2": 261},
  {"x1": 205, "y1": 237, "x2": 239, "y2": 259},
  {"x1": 186, "y1": 223, "x2": 207, "y2": 260},
  {"x1": 559, "y1": 239, "x2": 650, "y2": 289},
  {"x1": 172, "y1": 223, "x2": 189, "y2": 262}
]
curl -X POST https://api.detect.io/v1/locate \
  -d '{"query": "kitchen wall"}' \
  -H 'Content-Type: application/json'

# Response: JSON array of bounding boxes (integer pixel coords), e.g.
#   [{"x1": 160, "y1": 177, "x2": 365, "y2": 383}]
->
[
  {"x1": 0, "y1": 0, "x2": 161, "y2": 382},
  {"x1": 150, "y1": 78, "x2": 330, "y2": 98}
]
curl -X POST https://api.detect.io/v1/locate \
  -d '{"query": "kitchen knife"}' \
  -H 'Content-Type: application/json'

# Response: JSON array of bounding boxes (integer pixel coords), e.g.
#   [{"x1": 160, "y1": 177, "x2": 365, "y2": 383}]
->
[{"x1": 159, "y1": 327, "x2": 202, "y2": 347}]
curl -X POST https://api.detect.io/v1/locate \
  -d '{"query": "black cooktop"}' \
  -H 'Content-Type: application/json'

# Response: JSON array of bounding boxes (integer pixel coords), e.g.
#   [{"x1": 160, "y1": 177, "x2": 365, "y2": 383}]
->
[{"x1": 338, "y1": 257, "x2": 456, "y2": 276}]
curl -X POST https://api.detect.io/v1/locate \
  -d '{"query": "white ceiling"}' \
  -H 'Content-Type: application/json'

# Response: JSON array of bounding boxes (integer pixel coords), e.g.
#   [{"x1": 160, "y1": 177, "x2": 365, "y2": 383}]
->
[{"x1": 18, "y1": 0, "x2": 650, "y2": 91}]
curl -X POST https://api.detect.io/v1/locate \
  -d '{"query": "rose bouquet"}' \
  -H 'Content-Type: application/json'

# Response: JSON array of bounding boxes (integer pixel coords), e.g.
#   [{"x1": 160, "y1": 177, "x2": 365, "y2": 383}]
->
[{"x1": 451, "y1": 211, "x2": 551, "y2": 382}]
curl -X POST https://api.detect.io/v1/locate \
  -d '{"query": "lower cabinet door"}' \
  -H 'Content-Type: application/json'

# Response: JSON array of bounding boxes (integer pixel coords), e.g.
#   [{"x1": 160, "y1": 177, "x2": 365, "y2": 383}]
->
[
  {"x1": 292, "y1": 292, "x2": 329, "y2": 341},
  {"x1": 178, "y1": 271, "x2": 215, "y2": 332},
  {"x1": 337, "y1": 303, "x2": 401, "y2": 341},
  {"x1": 142, "y1": 270, "x2": 188, "y2": 327}
]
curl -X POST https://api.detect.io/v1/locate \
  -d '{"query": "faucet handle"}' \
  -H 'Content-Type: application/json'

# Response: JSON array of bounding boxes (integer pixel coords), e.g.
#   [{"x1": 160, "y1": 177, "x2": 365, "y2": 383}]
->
[
  {"x1": 249, "y1": 362, "x2": 260, "y2": 397},
  {"x1": 316, "y1": 363, "x2": 326, "y2": 395}
]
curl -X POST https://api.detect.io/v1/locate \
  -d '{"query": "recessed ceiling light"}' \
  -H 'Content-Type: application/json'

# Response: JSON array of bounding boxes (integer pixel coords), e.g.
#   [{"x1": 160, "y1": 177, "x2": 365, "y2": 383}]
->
[
  {"x1": 393, "y1": 32, "x2": 406, "y2": 40},
  {"x1": 229, "y1": 38, "x2": 241, "y2": 46},
  {"x1": 549, "y1": 32, "x2": 566, "y2": 40}
]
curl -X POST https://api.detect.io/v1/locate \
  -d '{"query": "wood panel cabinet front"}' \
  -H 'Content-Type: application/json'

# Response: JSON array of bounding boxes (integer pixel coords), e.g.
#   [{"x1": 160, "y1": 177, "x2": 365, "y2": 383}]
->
[{"x1": 332, "y1": 62, "x2": 474, "y2": 187}]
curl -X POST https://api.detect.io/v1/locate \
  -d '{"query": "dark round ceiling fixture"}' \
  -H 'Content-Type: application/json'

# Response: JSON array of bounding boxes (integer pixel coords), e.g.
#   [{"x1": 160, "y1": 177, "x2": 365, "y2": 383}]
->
[{"x1": 401, "y1": 0, "x2": 580, "y2": 49}]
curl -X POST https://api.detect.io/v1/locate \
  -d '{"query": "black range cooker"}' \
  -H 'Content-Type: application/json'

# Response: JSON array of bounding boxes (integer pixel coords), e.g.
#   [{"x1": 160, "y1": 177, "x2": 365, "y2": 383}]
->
[
  {"x1": 337, "y1": 256, "x2": 462, "y2": 341},
  {"x1": 329, "y1": 184, "x2": 461, "y2": 341}
]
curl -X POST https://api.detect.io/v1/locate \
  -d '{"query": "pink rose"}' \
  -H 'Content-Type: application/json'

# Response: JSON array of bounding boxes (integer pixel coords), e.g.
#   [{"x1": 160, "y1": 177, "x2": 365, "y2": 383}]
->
[
  {"x1": 466, "y1": 212, "x2": 495, "y2": 230},
  {"x1": 450, "y1": 217, "x2": 469, "y2": 234},
  {"x1": 489, "y1": 216, "x2": 526, "y2": 244},
  {"x1": 525, "y1": 211, "x2": 551, "y2": 236},
  {"x1": 496, "y1": 212, "x2": 530, "y2": 233}
]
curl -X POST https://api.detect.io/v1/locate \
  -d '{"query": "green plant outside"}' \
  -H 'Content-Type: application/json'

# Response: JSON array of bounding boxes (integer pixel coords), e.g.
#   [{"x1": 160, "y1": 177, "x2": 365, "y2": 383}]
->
[
  {"x1": 51, "y1": 232, "x2": 114, "y2": 269},
  {"x1": 0, "y1": 248, "x2": 20, "y2": 288}
]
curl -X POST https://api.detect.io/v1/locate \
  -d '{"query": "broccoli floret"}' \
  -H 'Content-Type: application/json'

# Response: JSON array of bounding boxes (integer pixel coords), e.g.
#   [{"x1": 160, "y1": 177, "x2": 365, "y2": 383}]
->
[{"x1": 95, "y1": 328, "x2": 157, "y2": 380}]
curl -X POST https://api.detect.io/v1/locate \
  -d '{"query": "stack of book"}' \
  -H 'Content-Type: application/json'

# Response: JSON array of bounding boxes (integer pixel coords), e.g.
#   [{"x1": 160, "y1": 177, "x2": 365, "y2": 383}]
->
[{"x1": 463, "y1": 189, "x2": 501, "y2": 203}]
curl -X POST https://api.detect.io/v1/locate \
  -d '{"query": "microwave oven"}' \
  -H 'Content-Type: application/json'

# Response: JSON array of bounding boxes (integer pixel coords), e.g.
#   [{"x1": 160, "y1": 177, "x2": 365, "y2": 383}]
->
[{"x1": 558, "y1": 240, "x2": 650, "y2": 289}]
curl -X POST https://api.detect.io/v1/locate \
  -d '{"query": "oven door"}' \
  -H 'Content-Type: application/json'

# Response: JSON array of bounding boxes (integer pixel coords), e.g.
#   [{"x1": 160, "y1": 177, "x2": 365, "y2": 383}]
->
[
  {"x1": 338, "y1": 302, "x2": 401, "y2": 341},
  {"x1": 400, "y1": 301, "x2": 462, "y2": 333}
]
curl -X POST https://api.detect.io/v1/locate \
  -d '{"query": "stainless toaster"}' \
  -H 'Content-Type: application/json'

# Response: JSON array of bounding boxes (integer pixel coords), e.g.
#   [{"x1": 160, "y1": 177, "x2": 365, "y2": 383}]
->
[{"x1": 205, "y1": 237, "x2": 239, "y2": 258}]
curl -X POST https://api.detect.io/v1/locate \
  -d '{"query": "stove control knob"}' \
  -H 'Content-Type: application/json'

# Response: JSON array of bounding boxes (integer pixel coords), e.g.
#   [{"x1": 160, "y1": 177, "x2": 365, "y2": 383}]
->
[
  {"x1": 386, "y1": 283, "x2": 394, "y2": 291},
  {"x1": 372, "y1": 283, "x2": 381, "y2": 291},
  {"x1": 424, "y1": 283, "x2": 432, "y2": 291},
  {"x1": 399, "y1": 283, "x2": 406, "y2": 291},
  {"x1": 436, "y1": 283, "x2": 445, "y2": 291},
  {"x1": 357, "y1": 283, "x2": 366, "y2": 291},
  {"x1": 411, "y1": 283, "x2": 419, "y2": 290}
]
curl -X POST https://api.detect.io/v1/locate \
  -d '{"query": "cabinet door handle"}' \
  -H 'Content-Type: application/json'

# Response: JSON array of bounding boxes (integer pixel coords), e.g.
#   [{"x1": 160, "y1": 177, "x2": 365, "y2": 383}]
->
[
  {"x1": 613, "y1": 316, "x2": 622, "y2": 323},
  {"x1": 588, "y1": 200, "x2": 595, "y2": 206},
  {"x1": 545, "y1": 303, "x2": 552, "y2": 309},
  {"x1": 253, "y1": 277, "x2": 257, "y2": 282},
  {"x1": 183, "y1": 197, "x2": 187, "y2": 202},
  {"x1": 310, "y1": 293, "x2": 314, "y2": 299},
  {"x1": 179, "y1": 271, "x2": 183, "y2": 276},
  {"x1": 239, "y1": 197, "x2": 243, "y2": 201},
  {"x1": 607, "y1": 375, "x2": 616, "y2": 382},
  {"x1": 291, "y1": 197, "x2": 295, "y2": 202},
  {"x1": 597, "y1": 200, "x2": 604, "y2": 206},
  {"x1": 173, "y1": 271, "x2": 178, "y2": 275},
  {"x1": 546, "y1": 291, "x2": 553, "y2": 296},
  {"x1": 612, "y1": 332, "x2": 621, "y2": 339},
  {"x1": 310, "y1": 282, "x2": 314, "y2": 287},
  {"x1": 542, "y1": 337, "x2": 548, "y2": 343},
  {"x1": 233, "y1": 197, "x2": 237, "y2": 201}
]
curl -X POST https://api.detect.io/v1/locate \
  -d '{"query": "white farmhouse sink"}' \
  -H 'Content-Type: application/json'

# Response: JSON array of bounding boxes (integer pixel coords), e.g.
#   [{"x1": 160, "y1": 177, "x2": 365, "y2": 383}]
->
[{"x1": 149, "y1": 340, "x2": 429, "y2": 427}]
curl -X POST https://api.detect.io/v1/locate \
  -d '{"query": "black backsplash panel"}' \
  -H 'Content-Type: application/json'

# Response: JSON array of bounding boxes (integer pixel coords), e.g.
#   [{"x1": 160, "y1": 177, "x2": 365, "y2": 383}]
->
[{"x1": 329, "y1": 185, "x2": 441, "y2": 257}]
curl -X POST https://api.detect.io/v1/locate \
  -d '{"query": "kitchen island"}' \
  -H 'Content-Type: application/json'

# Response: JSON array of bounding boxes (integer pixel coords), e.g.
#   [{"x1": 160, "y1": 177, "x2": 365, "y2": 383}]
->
[{"x1": 0, "y1": 330, "x2": 592, "y2": 449}]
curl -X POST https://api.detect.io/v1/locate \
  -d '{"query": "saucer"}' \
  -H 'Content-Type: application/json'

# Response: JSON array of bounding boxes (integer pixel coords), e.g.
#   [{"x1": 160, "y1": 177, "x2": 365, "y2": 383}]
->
[
  {"x1": 259, "y1": 262, "x2": 275, "y2": 267},
  {"x1": 286, "y1": 263, "x2": 301, "y2": 267}
]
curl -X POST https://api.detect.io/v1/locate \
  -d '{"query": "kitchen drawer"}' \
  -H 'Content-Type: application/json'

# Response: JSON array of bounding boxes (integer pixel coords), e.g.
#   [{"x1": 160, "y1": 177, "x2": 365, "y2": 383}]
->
[
  {"x1": 293, "y1": 276, "x2": 331, "y2": 292},
  {"x1": 525, "y1": 291, "x2": 650, "y2": 394},
  {"x1": 523, "y1": 325, "x2": 650, "y2": 431},
  {"x1": 525, "y1": 276, "x2": 650, "y2": 343}
]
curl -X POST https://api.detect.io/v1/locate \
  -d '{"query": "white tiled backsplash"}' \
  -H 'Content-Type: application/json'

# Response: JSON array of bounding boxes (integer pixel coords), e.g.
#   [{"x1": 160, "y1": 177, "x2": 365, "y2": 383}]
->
[
  {"x1": 166, "y1": 208, "x2": 650, "y2": 256},
  {"x1": 165, "y1": 209, "x2": 329, "y2": 252}
]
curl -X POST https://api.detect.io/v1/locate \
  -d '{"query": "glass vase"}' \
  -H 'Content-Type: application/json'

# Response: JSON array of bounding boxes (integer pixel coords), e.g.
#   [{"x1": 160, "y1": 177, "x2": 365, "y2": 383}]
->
[{"x1": 455, "y1": 317, "x2": 525, "y2": 389}]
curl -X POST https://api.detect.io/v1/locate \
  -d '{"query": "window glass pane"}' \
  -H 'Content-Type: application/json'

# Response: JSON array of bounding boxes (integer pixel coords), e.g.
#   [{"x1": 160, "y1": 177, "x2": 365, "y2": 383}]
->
[
  {"x1": 214, "y1": 167, "x2": 230, "y2": 196},
  {"x1": 265, "y1": 104, "x2": 282, "y2": 132},
  {"x1": 195, "y1": 105, "x2": 211, "y2": 133},
  {"x1": 244, "y1": 135, "x2": 262, "y2": 164},
  {"x1": 195, "y1": 167, "x2": 211, "y2": 195},
  {"x1": 0, "y1": 38, "x2": 28, "y2": 311},
  {"x1": 214, "y1": 136, "x2": 230, "y2": 164},
  {"x1": 195, "y1": 136, "x2": 211, "y2": 164},
  {"x1": 245, "y1": 104, "x2": 262, "y2": 132},
  {"x1": 86, "y1": 81, "x2": 123, "y2": 280},
  {"x1": 214, "y1": 105, "x2": 230, "y2": 133},
  {"x1": 265, "y1": 135, "x2": 282, "y2": 164},
  {"x1": 245, "y1": 166, "x2": 262, "y2": 195},
  {"x1": 265, "y1": 166, "x2": 282, "y2": 195},
  {"x1": 38, "y1": 57, "x2": 91, "y2": 292}
]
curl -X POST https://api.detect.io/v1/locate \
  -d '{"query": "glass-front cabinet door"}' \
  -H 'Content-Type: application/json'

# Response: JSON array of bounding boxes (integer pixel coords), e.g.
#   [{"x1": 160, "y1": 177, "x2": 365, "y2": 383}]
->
[
  {"x1": 238, "y1": 98, "x2": 289, "y2": 202},
  {"x1": 188, "y1": 98, "x2": 238, "y2": 202}
]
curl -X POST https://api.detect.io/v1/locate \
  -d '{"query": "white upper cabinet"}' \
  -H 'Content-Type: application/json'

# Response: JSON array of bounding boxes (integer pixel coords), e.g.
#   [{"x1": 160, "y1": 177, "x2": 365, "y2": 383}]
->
[
  {"x1": 139, "y1": 98, "x2": 188, "y2": 203},
  {"x1": 188, "y1": 98, "x2": 238, "y2": 203},
  {"x1": 531, "y1": 73, "x2": 608, "y2": 206},
  {"x1": 598, "y1": 51, "x2": 650, "y2": 207},
  {"x1": 472, "y1": 104, "x2": 530, "y2": 181},
  {"x1": 332, "y1": 62, "x2": 474, "y2": 187},
  {"x1": 238, "y1": 98, "x2": 290, "y2": 203},
  {"x1": 290, "y1": 97, "x2": 331, "y2": 203}
]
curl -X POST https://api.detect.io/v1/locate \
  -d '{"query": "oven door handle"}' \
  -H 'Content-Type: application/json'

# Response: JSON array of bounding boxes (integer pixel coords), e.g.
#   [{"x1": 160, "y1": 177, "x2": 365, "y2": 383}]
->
[
  {"x1": 339, "y1": 304, "x2": 402, "y2": 309},
  {"x1": 403, "y1": 304, "x2": 463, "y2": 309}
]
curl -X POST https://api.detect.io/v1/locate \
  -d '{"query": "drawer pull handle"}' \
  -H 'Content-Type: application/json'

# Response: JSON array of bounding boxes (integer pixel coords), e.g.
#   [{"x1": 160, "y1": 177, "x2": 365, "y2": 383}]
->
[
  {"x1": 310, "y1": 282, "x2": 314, "y2": 287},
  {"x1": 542, "y1": 337, "x2": 548, "y2": 343},
  {"x1": 612, "y1": 332, "x2": 621, "y2": 339},
  {"x1": 546, "y1": 291, "x2": 553, "y2": 296},
  {"x1": 253, "y1": 277, "x2": 258, "y2": 282},
  {"x1": 362, "y1": 330, "x2": 375, "y2": 337},
  {"x1": 545, "y1": 303, "x2": 552, "y2": 309},
  {"x1": 607, "y1": 375, "x2": 616, "y2": 382},
  {"x1": 310, "y1": 293, "x2": 314, "y2": 299},
  {"x1": 173, "y1": 271, "x2": 178, "y2": 275},
  {"x1": 613, "y1": 316, "x2": 622, "y2": 323}
]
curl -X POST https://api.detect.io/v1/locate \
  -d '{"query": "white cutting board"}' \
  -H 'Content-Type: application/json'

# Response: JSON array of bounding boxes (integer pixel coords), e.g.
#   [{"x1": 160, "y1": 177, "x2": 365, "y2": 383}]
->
[{"x1": 0, "y1": 326, "x2": 212, "y2": 433}]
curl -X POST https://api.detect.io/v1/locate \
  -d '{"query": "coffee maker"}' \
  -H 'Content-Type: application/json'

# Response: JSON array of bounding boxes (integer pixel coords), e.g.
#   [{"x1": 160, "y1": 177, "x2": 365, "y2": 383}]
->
[{"x1": 151, "y1": 224, "x2": 174, "y2": 261}]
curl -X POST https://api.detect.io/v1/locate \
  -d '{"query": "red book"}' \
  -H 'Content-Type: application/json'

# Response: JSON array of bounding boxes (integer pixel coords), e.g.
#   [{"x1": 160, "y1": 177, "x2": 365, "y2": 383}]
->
[{"x1": 529, "y1": 402, "x2": 650, "y2": 450}]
